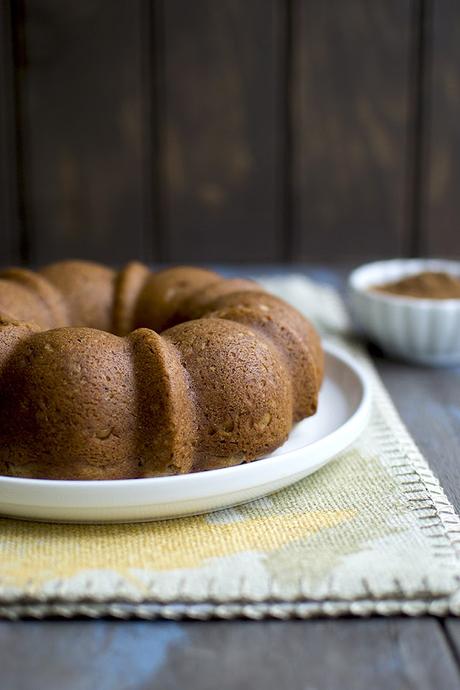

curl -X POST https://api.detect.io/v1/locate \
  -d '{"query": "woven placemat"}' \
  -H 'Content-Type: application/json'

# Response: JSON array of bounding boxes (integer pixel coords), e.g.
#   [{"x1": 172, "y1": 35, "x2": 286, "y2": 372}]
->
[{"x1": 1, "y1": 275, "x2": 460, "y2": 620}]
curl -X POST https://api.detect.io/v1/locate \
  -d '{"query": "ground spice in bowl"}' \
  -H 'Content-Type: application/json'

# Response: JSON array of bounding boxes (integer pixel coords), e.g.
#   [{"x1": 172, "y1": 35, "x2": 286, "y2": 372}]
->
[{"x1": 372, "y1": 271, "x2": 460, "y2": 300}]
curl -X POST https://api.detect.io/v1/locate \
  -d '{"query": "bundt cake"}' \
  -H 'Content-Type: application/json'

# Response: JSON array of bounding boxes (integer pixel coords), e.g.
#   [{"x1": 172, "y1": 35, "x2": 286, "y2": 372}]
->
[{"x1": 0, "y1": 261, "x2": 323, "y2": 480}]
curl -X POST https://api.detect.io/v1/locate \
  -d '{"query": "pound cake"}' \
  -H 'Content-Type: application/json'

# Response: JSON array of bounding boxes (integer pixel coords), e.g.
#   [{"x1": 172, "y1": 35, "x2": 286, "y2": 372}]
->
[{"x1": 0, "y1": 261, "x2": 323, "y2": 480}]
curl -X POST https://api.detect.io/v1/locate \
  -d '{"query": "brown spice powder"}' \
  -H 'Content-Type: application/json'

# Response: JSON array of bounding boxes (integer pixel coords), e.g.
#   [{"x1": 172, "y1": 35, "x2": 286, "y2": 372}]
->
[{"x1": 372, "y1": 271, "x2": 460, "y2": 300}]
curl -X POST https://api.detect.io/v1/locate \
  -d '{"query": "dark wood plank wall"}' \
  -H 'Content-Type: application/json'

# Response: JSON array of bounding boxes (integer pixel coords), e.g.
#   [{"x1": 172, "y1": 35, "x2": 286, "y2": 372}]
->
[
  {"x1": 0, "y1": 0, "x2": 459, "y2": 266},
  {"x1": 159, "y1": 0, "x2": 284, "y2": 263},
  {"x1": 424, "y1": 0, "x2": 460, "y2": 256},
  {"x1": 12, "y1": 0, "x2": 146, "y2": 266},
  {"x1": 0, "y1": 0, "x2": 21, "y2": 264},
  {"x1": 293, "y1": 0, "x2": 412, "y2": 261}
]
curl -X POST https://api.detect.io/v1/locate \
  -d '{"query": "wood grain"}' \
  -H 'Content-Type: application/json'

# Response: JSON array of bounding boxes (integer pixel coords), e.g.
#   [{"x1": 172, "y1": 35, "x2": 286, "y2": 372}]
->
[
  {"x1": 0, "y1": 0, "x2": 21, "y2": 265},
  {"x1": 373, "y1": 350, "x2": 460, "y2": 514},
  {"x1": 151, "y1": 619, "x2": 460, "y2": 690},
  {"x1": 1, "y1": 619, "x2": 459, "y2": 690},
  {"x1": 424, "y1": 0, "x2": 460, "y2": 257},
  {"x1": 159, "y1": 0, "x2": 283, "y2": 263},
  {"x1": 14, "y1": 0, "x2": 147, "y2": 265},
  {"x1": 444, "y1": 620, "x2": 460, "y2": 666},
  {"x1": 292, "y1": 0, "x2": 412, "y2": 261}
]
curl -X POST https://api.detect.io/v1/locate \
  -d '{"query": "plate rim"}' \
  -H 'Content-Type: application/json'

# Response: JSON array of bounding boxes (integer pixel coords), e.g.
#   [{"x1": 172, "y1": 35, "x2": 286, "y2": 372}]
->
[{"x1": 0, "y1": 341, "x2": 372, "y2": 499}]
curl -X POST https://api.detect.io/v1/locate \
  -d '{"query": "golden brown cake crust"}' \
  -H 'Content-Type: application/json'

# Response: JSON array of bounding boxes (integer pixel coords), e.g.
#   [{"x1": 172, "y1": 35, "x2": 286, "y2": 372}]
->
[
  {"x1": 206, "y1": 295, "x2": 321, "y2": 422},
  {"x1": 0, "y1": 261, "x2": 323, "y2": 480},
  {"x1": 0, "y1": 268, "x2": 69, "y2": 328},
  {"x1": 129, "y1": 328, "x2": 197, "y2": 475},
  {"x1": 113, "y1": 261, "x2": 150, "y2": 336},
  {"x1": 40, "y1": 260, "x2": 115, "y2": 331},
  {"x1": 163, "y1": 318, "x2": 293, "y2": 470},
  {"x1": 133, "y1": 266, "x2": 219, "y2": 332},
  {"x1": 0, "y1": 328, "x2": 138, "y2": 480}
]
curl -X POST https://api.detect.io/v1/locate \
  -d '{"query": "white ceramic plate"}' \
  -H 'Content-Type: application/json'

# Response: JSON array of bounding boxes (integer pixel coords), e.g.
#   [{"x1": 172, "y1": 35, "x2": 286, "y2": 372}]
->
[{"x1": 0, "y1": 342, "x2": 371, "y2": 523}]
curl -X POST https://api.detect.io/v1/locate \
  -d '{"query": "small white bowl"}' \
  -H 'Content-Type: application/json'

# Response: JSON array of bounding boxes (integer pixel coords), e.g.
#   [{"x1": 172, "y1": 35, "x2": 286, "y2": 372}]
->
[{"x1": 349, "y1": 259, "x2": 460, "y2": 366}]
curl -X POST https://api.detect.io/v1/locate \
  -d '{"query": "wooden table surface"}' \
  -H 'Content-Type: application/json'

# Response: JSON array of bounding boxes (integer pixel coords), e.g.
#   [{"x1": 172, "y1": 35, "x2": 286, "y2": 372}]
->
[{"x1": 2, "y1": 266, "x2": 460, "y2": 690}]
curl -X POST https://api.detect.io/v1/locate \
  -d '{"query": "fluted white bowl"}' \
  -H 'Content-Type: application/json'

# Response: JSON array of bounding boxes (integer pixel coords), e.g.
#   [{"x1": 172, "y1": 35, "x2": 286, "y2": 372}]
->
[{"x1": 349, "y1": 259, "x2": 460, "y2": 366}]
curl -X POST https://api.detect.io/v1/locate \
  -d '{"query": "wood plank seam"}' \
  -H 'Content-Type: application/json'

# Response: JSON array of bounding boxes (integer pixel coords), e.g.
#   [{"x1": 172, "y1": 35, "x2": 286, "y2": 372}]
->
[
  {"x1": 145, "y1": 0, "x2": 165, "y2": 262},
  {"x1": 282, "y1": 0, "x2": 293, "y2": 262},
  {"x1": 0, "y1": 0, "x2": 25, "y2": 265},
  {"x1": 11, "y1": 0, "x2": 30, "y2": 264},
  {"x1": 441, "y1": 620, "x2": 460, "y2": 672},
  {"x1": 404, "y1": 0, "x2": 432, "y2": 257}
]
